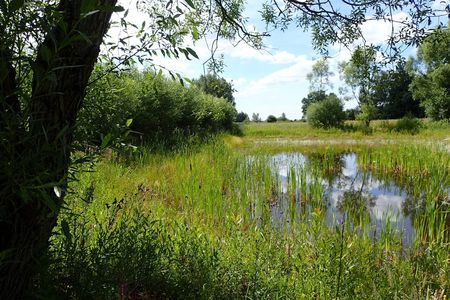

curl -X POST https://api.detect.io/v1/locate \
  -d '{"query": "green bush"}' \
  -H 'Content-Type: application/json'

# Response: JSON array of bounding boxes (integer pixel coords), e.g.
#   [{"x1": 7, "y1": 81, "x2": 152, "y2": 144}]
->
[
  {"x1": 76, "y1": 66, "x2": 141, "y2": 146},
  {"x1": 266, "y1": 115, "x2": 277, "y2": 122},
  {"x1": 393, "y1": 115, "x2": 422, "y2": 134},
  {"x1": 77, "y1": 67, "x2": 237, "y2": 147},
  {"x1": 306, "y1": 96, "x2": 345, "y2": 128},
  {"x1": 356, "y1": 103, "x2": 378, "y2": 127},
  {"x1": 131, "y1": 73, "x2": 236, "y2": 144},
  {"x1": 235, "y1": 111, "x2": 249, "y2": 122}
]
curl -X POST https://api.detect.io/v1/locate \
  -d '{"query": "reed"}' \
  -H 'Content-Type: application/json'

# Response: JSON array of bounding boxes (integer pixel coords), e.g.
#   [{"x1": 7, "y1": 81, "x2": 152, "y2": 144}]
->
[{"x1": 37, "y1": 137, "x2": 450, "y2": 298}]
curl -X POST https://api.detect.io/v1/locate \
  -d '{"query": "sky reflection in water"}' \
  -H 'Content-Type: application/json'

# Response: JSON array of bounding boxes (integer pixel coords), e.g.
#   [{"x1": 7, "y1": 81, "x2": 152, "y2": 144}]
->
[{"x1": 271, "y1": 152, "x2": 416, "y2": 244}]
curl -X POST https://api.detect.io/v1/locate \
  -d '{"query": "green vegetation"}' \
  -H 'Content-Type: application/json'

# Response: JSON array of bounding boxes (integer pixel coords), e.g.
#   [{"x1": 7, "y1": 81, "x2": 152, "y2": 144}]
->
[
  {"x1": 278, "y1": 113, "x2": 289, "y2": 122},
  {"x1": 240, "y1": 119, "x2": 450, "y2": 140},
  {"x1": 339, "y1": 45, "x2": 379, "y2": 106},
  {"x1": 193, "y1": 74, "x2": 236, "y2": 106},
  {"x1": 37, "y1": 138, "x2": 449, "y2": 298},
  {"x1": 305, "y1": 95, "x2": 345, "y2": 129},
  {"x1": 2, "y1": 0, "x2": 448, "y2": 296},
  {"x1": 77, "y1": 67, "x2": 237, "y2": 147},
  {"x1": 409, "y1": 26, "x2": 450, "y2": 121},
  {"x1": 132, "y1": 73, "x2": 236, "y2": 145},
  {"x1": 371, "y1": 65, "x2": 424, "y2": 119},
  {"x1": 356, "y1": 103, "x2": 378, "y2": 128},
  {"x1": 266, "y1": 115, "x2": 278, "y2": 122},
  {"x1": 306, "y1": 58, "x2": 334, "y2": 92},
  {"x1": 236, "y1": 111, "x2": 249, "y2": 122}
]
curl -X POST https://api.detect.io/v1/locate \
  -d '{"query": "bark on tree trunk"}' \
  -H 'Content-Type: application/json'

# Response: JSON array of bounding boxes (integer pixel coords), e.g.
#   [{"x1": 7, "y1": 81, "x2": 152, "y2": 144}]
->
[{"x1": 0, "y1": 0, "x2": 116, "y2": 298}]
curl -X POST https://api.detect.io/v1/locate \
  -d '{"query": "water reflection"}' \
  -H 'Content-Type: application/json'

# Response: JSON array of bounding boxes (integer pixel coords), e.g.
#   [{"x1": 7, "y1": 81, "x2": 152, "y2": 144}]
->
[{"x1": 269, "y1": 152, "x2": 437, "y2": 244}]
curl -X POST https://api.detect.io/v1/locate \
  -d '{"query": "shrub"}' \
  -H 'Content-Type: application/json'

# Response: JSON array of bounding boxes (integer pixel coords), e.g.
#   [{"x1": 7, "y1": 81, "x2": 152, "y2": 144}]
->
[
  {"x1": 306, "y1": 96, "x2": 345, "y2": 128},
  {"x1": 77, "y1": 67, "x2": 237, "y2": 148},
  {"x1": 379, "y1": 120, "x2": 395, "y2": 132},
  {"x1": 393, "y1": 115, "x2": 422, "y2": 134},
  {"x1": 266, "y1": 115, "x2": 277, "y2": 122},
  {"x1": 76, "y1": 66, "x2": 141, "y2": 146},
  {"x1": 235, "y1": 111, "x2": 249, "y2": 122},
  {"x1": 344, "y1": 108, "x2": 359, "y2": 120},
  {"x1": 356, "y1": 103, "x2": 377, "y2": 127},
  {"x1": 132, "y1": 74, "x2": 236, "y2": 144}
]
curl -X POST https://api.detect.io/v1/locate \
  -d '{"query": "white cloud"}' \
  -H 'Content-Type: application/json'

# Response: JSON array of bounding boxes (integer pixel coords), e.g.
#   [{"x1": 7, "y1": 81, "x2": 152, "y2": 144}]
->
[
  {"x1": 232, "y1": 55, "x2": 316, "y2": 119},
  {"x1": 236, "y1": 55, "x2": 313, "y2": 97},
  {"x1": 227, "y1": 46, "x2": 301, "y2": 64},
  {"x1": 432, "y1": 0, "x2": 449, "y2": 11},
  {"x1": 360, "y1": 12, "x2": 409, "y2": 45}
]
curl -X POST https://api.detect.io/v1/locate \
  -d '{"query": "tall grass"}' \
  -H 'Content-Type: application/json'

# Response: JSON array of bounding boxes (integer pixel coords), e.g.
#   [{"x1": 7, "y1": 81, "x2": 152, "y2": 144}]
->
[{"x1": 36, "y1": 139, "x2": 450, "y2": 298}]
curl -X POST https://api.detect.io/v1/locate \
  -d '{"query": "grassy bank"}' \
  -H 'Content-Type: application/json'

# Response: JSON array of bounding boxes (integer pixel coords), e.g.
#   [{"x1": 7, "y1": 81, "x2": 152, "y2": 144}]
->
[
  {"x1": 37, "y1": 137, "x2": 450, "y2": 299},
  {"x1": 240, "y1": 120, "x2": 450, "y2": 140}
]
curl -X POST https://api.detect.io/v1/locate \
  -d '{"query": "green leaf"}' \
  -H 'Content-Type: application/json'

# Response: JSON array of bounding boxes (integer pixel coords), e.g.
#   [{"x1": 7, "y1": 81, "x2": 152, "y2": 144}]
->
[
  {"x1": 184, "y1": 0, "x2": 195, "y2": 9},
  {"x1": 81, "y1": 10, "x2": 100, "y2": 18},
  {"x1": 101, "y1": 133, "x2": 112, "y2": 148},
  {"x1": 126, "y1": 118, "x2": 133, "y2": 127},
  {"x1": 39, "y1": 190, "x2": 57, "y2": 212},
  {"x1": 192, "y1": 25, "x2": 199, "y2": 40},
  {"x1": 112, "y1": 5, "x2": 125, "y2": 12},
  {"x1": 75, "y1": 30, "x2": 93, "y2": 45},
  {"x1": 156, "y1": 69, "x2": 163, "y2": 80},
  {"x1": 183, "y1": 77, "x2": 193, "y2": 85},
  {"x1": 186, "y1": 47, "x2": 199, "y2": 59},
  {"x1": 8, "y1": 0, "x2": 24, "y2": 11}
]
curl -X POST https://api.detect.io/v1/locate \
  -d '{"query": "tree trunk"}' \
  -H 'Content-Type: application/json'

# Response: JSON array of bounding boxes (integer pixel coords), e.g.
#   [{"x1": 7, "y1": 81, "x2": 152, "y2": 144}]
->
[{"x1": 0, "y1": 0, "x2": 116, "y2": 298}]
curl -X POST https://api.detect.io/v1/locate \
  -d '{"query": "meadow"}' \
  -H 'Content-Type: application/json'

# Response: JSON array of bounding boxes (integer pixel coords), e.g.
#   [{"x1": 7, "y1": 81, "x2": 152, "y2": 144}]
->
[
  {"x1": 241, "y1": 119, "x2": 450, "y2": 140},
  {"x1": 37, "y1": 121, "x2": 450, "y2": 299}
]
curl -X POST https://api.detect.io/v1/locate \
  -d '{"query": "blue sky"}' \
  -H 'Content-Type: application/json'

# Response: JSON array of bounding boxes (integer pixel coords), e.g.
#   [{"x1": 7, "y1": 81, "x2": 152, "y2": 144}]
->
[{"x1": 113, "y1": 0, "x2": 449, "y2": 120}]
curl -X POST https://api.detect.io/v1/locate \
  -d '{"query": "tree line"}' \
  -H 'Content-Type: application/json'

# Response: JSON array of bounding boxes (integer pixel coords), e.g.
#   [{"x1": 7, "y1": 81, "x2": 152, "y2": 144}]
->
[{"x1": 301, "y1": 25, "x2": 450, "y2": 128}]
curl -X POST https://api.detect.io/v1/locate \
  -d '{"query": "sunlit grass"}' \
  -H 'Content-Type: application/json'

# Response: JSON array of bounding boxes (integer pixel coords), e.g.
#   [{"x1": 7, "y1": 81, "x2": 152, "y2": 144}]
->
[
  {"x1": 39, "y1": 137, "x2": 450, "y2": 298},
  {"x1": 240, "y1": 119, "x2": 450, "y2": 140}
]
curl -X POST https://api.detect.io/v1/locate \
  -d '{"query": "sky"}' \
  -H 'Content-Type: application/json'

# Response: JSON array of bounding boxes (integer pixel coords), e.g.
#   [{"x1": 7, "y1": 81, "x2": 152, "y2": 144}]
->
[{"x1": 111, "y1": 0, "x2": 449, "y2": 120}]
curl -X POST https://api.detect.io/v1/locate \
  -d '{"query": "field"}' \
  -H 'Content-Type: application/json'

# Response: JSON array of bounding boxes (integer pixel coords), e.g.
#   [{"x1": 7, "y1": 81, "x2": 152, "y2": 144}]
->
[
  {"x1": 38, "y1": 121, "x2": 450, "y2": 299},
  {"x1": 241, "y1": 120, "x2": 450, "y2": 140}
]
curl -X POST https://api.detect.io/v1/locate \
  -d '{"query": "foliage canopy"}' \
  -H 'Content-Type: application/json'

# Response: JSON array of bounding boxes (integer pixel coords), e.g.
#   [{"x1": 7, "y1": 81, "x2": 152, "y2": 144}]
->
[
  {"x1": 410, "y1": 26, "x2": 450, "y2": 120},
  {"x1": 193, "y1": 74, "x2": 236, "y2": 106},
  {"x1": 306, "y1": 95, "x2": 345, "y2": 128}
]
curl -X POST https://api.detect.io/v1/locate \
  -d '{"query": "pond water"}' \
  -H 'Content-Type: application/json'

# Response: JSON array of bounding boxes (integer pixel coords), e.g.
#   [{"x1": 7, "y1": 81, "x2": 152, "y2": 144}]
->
[{"x1": 264, "y1": 152, "x2": 443, "y2": 245}]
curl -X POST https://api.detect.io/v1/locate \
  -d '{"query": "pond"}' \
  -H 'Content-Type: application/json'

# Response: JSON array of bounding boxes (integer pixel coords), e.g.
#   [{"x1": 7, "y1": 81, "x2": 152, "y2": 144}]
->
[{"x1": 251, "y1": 152, "x2": 450, "y2": 245}]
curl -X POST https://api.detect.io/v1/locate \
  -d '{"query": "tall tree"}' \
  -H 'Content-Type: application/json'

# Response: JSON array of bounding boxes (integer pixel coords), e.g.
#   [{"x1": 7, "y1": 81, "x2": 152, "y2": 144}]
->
[
  {"x1": 236, "y1": 111, "x2": 249, "y2": 122},
  {"x1": 410, "y1": 25, "x2": 450, "y2": 120},
  {"x1": 251, "y1": 113, "x2": 261, "y2": 122},
  {"x1": 339, "y1": 45, "x2": 379, "y2": 105},
  {"x1": 306, "y1": 58, "x2": 334, "y2": 92},
  {"x1": 371, "y1": 65, "x2": 424, "y2": 119},
  {"x1": 1, "y1": 0, "x2": 120, "y2": 295},
  {"x1": 193, "y1": 73, "x2": 236, "y2": 105}
]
